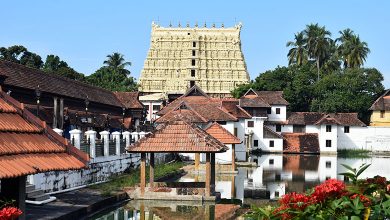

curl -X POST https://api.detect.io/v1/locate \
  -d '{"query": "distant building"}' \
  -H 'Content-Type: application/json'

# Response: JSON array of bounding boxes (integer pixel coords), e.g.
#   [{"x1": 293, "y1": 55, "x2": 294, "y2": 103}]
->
[
  {"x1": 369, "y1": 89, "x2": 390, "y2": 126},
  {"x1": 139, "y1": 22, "x2": 250, "y2": 98},
  {"x1": 139, "y1": 92, "x2": 165, "y2": 122}
]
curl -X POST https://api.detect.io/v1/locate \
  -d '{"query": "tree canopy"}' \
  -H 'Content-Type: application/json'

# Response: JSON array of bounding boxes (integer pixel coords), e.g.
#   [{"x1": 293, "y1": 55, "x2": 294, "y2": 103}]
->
[
  {"x1": 0, "y1": 46, "x2": 138, "y2": 92},
  {"x1": 233, "y1": 24, "x2": 384, "y2": 123}
]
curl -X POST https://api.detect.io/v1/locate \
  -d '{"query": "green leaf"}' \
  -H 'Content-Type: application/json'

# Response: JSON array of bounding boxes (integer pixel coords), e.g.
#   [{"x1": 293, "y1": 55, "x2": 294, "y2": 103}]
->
[
  {"x1": 341, "y1": 163, "x2": 356, "y2": 173},
  {"x1": 356, "y1": 164, "x2": 371, "y2": 178},
  {"x1": 351, "y1": 216, "x2": 360, "y2": 220}
]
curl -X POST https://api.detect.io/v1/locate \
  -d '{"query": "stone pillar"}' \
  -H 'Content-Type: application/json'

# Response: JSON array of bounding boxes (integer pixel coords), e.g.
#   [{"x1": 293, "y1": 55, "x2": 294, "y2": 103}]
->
[
  {"x1": 53, "y1": 128, "x2": 63, "y2": 136},
  {"x1": 140, "y1": 153, "x2": 146, "y2": 196},
  {"x1": 149, "y1": 153, "x2": 155, "y2": 187},
  {"x1": 69, "y1": 129, "x2": 82, "y2": 149},
  {"x1": 205, "y1": 153, "x2": 211, "y2": 197},
  {"x1": 131, "y1": 132, "x2": 139, "y2": 142},
  {"x1": 100, "y1": 130, "x2": 110, "y2": 157},
  {"x1": 232, "y1": 144, "x2": 236, "y2": 171},
  {"x1": 194, "y1": 153, "x2": 200, "y2": 171},
  {"x1": 59, "y1": 98, "x2": 64, "y2": 129},
  {"x1": 211, "y1": 153, "x2": 215, "y2": 194},
  {"x1": 112, "y1": 131, "x2": 121, "y2": 155},
  {"x1": 0, "y1": 176, "x2": 26, "y2": 220},
  {"x1": 122, "y1": 131, "x2": 131, "y2": 147},
  {"x1": 53, "y1": 97, "x2": 58, "y2": 128},
  {"x1": 85, "y1": 130, "x2": 96, "y2": 158}
]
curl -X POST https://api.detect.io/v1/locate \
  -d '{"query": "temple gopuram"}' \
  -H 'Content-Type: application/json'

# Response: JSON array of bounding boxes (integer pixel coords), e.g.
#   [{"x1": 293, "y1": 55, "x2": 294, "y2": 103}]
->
[{"x1": 139, "y1": 22, "x2": 250, "y2": 99}]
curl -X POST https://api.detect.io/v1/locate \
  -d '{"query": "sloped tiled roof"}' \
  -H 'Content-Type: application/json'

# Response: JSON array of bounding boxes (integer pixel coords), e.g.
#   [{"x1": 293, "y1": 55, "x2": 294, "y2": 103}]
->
[
  {"x1": 155, "y1": 103, "x2": 208, "y2": 124},
  {"x1": 0, "y1": 60, "x2": 123, "y2": 107},
  {"x1": 263, "y1": 126, "x2": 283, "y2": 139},
  {"x1": 0, "y1": 88, "x2": 88, "y2": 178},
  {"x1": 205, "y1": 122, "x2": 241, "y2": 144},
  {"x1": 221, "y1": 100, "x2": 252, "y2": 119},
  {"x1": 157, "y1": 87, "x2": 240, "y2": 122},
  {"x1": 282, "y1": 133, "x2": 319, "y2": 153},
  {"x1": 286, "y1": 112, "x2": 366, "y2": 126},
  {"x1": 369, "y1": 89, "x2": 390, "y2": 111},
  {"x1": 113, "y1": 91, "x2": 144, "y2": 109},
  {"x1": 240, "y1": 89, "x2": 289, "y2": 107},
  {"x1": 315, "y1": 113, "x2": 366, "y2": 126},
  {"x1": 254, "y1": 91, "x2": 289, "y2": 105},
  {"x1": 126, "y1": 119, "x2": 228, "y2": 153}
]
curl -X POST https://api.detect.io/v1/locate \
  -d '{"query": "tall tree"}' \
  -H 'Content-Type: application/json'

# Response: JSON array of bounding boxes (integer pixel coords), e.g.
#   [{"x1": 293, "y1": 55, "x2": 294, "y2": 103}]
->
[
  {"x1": 0, "y1": 45, "x2": 43, "y2": 68},
  {"x1": 304, "y1": 23, "x2": 332, "y2": 80},
  {"x1": 43, "y1": 55, "x2": 68, "y2": 71},
  {"x1": 43, "y1": 55, "x2": 86, "y2": 81},
  {"x1": 286, "y1": 31, "x2": 308, "y2": 66},
  {"x1": 103, "y1": 52, "x2": 131, "y2": 76},
  {"x1": 337, "y1": 29, "x2": 370, "y2": 68}
]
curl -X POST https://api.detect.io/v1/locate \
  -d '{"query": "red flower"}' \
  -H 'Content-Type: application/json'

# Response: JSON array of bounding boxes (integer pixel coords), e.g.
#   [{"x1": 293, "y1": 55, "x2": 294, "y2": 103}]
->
[
  {"x1": 350, "y1": 194, "x2": 372, "y2": 207},
  {"x1": 311, "y1": 179, "x2": 346, "y2": 203},
  {"x1": 0, "y1": 207, "x2": 23, "y2": 220}
]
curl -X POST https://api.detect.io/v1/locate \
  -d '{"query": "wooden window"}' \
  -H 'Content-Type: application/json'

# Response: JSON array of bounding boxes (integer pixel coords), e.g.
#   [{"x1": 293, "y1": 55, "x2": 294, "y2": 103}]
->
[
  {"x1": 234, "y1": 127, "x2": 237, "y2": 136},
  {"x1": 269, "y1": 159, "x2": 274, "y2": 165},
  {"x1": 276, "y1": 125, "x2": 281, "y2": 132},
  {"x1": 191, "y1": 59, "x2": 195, "y2": 66},
  {"x1": 267, "y1": 108, "x2": 271, "y2": 114},
  {"x1": 270, "y1": 140, "x2": 274, "y2": 147},
  {"x1": 254, "y1": 140, "x2": 258, "y2": 147},
  {"x1": 276, "y1": 108, "x2": 281, "y2": 114},
  {"x1": 247, "y1": 121, "x2": 254, "y2": 127},
  {"x1": 192, "y1": 50, "x2": 196, "y2": 56},
  {"x1": 326, "y1": 140, "x2": 332, "y2": 148},
  {"x1": 326, "y1": 161, "x2": 331, "y2": 168},
  {"x1": 344, "y1": 126, "x2": 350, "y2": 133},
  {"x1": 275, "y1": 174, "x2": 281, "y2": 181},
  {"x1": 192, "y1": 42, "x2": 196, "y2": 47},
  {"x1": 152, "y1": 105, "x2": 160, "y2": 111},
  {"x1": 275, "y1": 191, "x2": 280, "y2": 197},
  {"x1": 326, "y1": 125, "x2": 332, "y2": 132},
  {"x1": 191, "y1": 69, "x2": 195, "y2": 77},
  {"x1": 380, "y1": 110, "x2": 385, "y2": 118}
]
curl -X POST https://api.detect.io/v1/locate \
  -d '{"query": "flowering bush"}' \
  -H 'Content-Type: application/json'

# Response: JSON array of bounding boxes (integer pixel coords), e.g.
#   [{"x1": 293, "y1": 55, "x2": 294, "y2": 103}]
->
[
  {"x1": 246, "y1": 164, "x2": 390, "y2": 219},
  {"x1": 0, "y1": 206, "x2": 22, "y2": 220}
]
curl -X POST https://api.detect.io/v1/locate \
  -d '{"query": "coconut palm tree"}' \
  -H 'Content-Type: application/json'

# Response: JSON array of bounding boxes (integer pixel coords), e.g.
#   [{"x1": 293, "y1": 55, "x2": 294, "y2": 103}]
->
[
  {"x1": 304, "y1": 23, "x2": 332, "y2": 81},
  {"x1": 103, "y1": 52, "x2": 131, "y2": 74},
  {"x1": 286, "y1": 31, "x2": 308, "y2": 66},
  {"x1": 346, "y1": 35, "x2": 370, "y2": 68},
  {"x1": 336, "y1": 30, "x2": 370, "y2": 68}
]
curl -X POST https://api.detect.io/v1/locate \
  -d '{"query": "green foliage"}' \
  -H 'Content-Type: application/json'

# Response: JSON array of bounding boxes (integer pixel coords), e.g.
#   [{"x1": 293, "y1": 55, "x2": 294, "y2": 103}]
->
[
  {"x1": 43, "y1": 55, "x2": 86, "y2": 81},
  {"x1": 87, "y1": 66, "x2": 137, "y2": 92},
  {"x1": 246, "y1": 165, "x2": 390, "y2": 219},
  {"x1": 0, "y1": 45, "x2": 43, "y2": 68},
  {"x1": 339, "y1": 163, "x2": 371, "y2": 184},
  {"x1": 337, "y1": 149, "x2": 371, "y2": 158},
  {"x1": 232, "y1": 64, "x2": 384, "y2": 120}
]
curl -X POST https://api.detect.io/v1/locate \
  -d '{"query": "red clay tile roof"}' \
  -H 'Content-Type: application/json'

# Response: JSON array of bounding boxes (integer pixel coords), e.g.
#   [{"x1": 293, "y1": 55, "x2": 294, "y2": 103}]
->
[
  {"x1": 157, "y1": 86, "x2": 248, "y2": 122},
  {"x1": 155, "y1": 104, "x2": 208, "y2": 124},
  {"x1": 282, "y1": 133, "x2": 319, "y2": 153},
  {"x1": 0, "y1": 88, "x2": 88, "y2": 178},
  {"x1": 241, "y1": 89, "x2": 289, "y2": 106},
  {"x1": 126, "y1": 120, "x2": 228, "y2": 153},
  {"x1": 315, "y1": 113, "x2": 366, "y2": 126},
  {"x1": 205, "y1": 122, "x2": 241, "y2": 144},
  {"x1": 221, "y1": 100, "x2": 252, "y2": 119},
  {"x1": 369, "y1": 89, "x2": 390, "y2": 111},
  {"x1": 287, "y1": 112, "x2": 324, "y2": 125},
  {"x1": 263, "y1": 126, "x2": 283, "y2": 139},
  {"x1": 0, "y1": 60, "x2": 123, "y2": 108},
  {"x1": 286, "y1": 112, "x2": 366, "y2": 126},
  {"x1": 113, "y1": 91, "x2": 144, "y2": 109}
]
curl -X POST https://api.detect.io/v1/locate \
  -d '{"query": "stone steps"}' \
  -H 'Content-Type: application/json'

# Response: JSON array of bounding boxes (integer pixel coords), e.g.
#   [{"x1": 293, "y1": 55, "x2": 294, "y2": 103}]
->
[{"x1": 26, "y1": 183, "x2": 51, "y2": 201}]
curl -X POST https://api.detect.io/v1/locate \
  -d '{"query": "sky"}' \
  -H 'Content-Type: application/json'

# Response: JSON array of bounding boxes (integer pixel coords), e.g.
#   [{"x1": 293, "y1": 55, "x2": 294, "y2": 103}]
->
[{"x1": 1, "y1": 0, "x2": 389, "y2": 88}]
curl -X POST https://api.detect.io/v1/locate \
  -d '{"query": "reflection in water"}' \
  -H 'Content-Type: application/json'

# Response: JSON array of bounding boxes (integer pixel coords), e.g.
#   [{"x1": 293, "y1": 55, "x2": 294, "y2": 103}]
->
[{"x1": 92, "y1": 154, "x2": 390, "y2": 219}]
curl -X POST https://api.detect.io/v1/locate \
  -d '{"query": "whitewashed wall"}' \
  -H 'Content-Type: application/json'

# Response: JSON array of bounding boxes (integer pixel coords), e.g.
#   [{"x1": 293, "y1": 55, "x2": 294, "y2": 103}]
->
[
  {"x1": 319, "y1": 125, "x2": 338, "y2": 153},
  {"x1": 267, "y1": 105, "x2": 287, "y2": 121},
  {"x1": 234, "y1": 119, "x2": 247, "y2": 161},
  {"x1": 262, "y1": 138, "x2": 283, "y2": 152},
  {"x1": 337, "y1": 126, "x2": 367, "y2": 150}
]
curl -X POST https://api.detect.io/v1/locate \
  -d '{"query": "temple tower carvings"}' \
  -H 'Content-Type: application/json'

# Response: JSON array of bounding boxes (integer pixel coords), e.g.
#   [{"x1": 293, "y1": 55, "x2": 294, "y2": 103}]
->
[{"x1": 139, "y1": 22, "x2": 250, "y2": 97}]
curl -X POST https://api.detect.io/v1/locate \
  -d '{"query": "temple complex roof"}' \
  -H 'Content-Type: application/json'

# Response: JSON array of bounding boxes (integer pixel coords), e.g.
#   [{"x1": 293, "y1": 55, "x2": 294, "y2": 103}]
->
[
  {"x1": 126, "y1": 119, "x2": 228, "y2": 153},
  {"x1": 0, "y1": 88, "x2": 88, "y2": 178},
  {"x1": 205, "y1": 122, "x2": 241, "y2": 144}
]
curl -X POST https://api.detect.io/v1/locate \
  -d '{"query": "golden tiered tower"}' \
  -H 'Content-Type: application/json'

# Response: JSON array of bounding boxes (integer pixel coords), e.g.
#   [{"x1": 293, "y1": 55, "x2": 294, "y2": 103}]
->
[{"x1": 139, "y1": 22, "x2": 250, "y2": 98}]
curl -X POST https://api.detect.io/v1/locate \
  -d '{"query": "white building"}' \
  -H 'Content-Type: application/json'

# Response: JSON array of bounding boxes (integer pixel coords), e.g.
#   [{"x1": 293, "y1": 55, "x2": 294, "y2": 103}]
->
[{"x1": 139, "y1": 93, "x2": 165, "y2": 122}]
